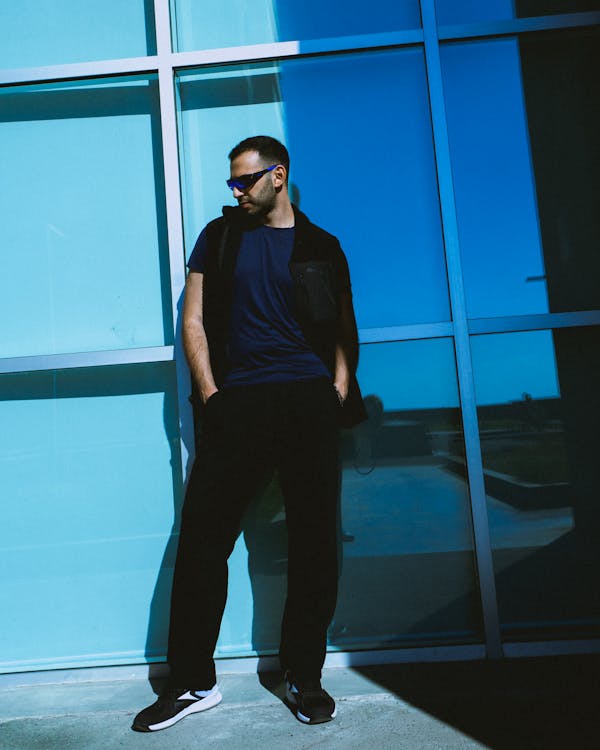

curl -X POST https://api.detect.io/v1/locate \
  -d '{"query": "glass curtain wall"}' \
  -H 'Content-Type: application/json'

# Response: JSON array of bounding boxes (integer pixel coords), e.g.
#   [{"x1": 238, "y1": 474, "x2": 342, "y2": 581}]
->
[{"x1": 0, "y1": 0, "x2": 598, "y2": 673}]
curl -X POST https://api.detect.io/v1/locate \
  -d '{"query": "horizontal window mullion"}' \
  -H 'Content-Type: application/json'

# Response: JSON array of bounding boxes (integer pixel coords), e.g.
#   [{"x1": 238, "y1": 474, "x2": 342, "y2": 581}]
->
[
  {"x1": 172, "y1": 30, "x2": 425, "y2": 70},
  {"x1": 468, "y1": 311, "x2": 600, "y2": 336},
  {"x1": 359, "y1": 322, "x2": 453, "y2": 344},
  {"x1": 438, "y1": 11, "x2": 600, "y2": 43},
  {"x1": 0, "y1": 56, "x2": 159, "y2": 87},
  {"x1": 0, "y1": 346, "x2": 174, "y2": 375}
]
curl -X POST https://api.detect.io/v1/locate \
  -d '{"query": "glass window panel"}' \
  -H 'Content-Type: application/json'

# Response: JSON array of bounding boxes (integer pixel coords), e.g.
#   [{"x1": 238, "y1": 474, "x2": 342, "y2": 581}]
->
[
  {"x1": 172, "y1": 0, "x2": 421, "y2": 52},
  {"x1": 224, "y1": 340, "x2": 481, "y2": 655},
  {"x1": 435, "y1": 0, "x2": 600, "y2": 25},
  {"x1": 0, "y1": 76, "x2": 172, "y2": 359},
  {"x1": 0, "y1": 0, "x2": 154, "y2": 70},
  {"x1": 471, "y1": 327, "x2": 600, "y2": 639},
  {"x1": 334, "y1": 339, "x2": 481, "y2": 648},
  {"x1": 177, "y1": 49, "x2": 449, "y2": 330},
  {"x1": 0, "y1": 363, "x2": 183, "y2": 671},
  {"x1": 173, "y1": 339, "x2": 480, "y2": 658},
  {"x1": 441, "y1": 29, "x2": 600, "y2": 318}
]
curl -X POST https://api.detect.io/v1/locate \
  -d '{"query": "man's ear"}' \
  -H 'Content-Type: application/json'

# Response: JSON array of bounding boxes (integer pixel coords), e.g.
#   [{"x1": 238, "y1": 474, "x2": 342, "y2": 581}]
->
[{"x1": 272, "y1": 164, "x2": 288, "y2": 187}]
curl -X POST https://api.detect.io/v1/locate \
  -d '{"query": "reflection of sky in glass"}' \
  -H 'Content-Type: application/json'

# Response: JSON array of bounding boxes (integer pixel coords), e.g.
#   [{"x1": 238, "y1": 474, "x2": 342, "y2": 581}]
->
[
  {"x1": 436, "y1": 0, "x2": 515, "y2": 25},
  {"x1": 357, "y1": 339, "x2": 460, "y2": 411},
  {"x1": 178, "y1": 48, "x2": 449, "y2": 331},
  {"x1": 0, "y1": 0, "x2": 150, "y2": 68},
  {"x1": 470, "y1": 330, "x2": 560, "y2": 405},
  {"x1": 173, "y1": 0, "x2": 421, "y2": 51},
  {"x1": 442, "y1": 38, "x2": 550, "y2": 318}
]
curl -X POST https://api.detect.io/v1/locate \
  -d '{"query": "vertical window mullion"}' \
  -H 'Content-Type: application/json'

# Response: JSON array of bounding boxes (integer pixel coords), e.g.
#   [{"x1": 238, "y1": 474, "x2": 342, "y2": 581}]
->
[
  {"x1": 420, "y1": 0, "x2": 503, "y2": 658},
  {"x1": 153, "y1": 0, "x2": 194, "y2": 475}
]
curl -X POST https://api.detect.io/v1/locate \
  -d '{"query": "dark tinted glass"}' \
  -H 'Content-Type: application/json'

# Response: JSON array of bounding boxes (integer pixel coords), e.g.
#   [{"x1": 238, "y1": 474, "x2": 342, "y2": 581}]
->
[
  {"x1": 471, "y1": 327, "x2": 600, "y2": 638},
  {"x1": 436, "y1": 0, "x2": 600, "y2": 25}
]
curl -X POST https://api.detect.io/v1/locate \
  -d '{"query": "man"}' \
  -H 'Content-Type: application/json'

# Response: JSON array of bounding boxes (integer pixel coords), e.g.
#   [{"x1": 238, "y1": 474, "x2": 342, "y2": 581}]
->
[{"x1": 133, "y1": 136, "x2": 365, "y2": 732}]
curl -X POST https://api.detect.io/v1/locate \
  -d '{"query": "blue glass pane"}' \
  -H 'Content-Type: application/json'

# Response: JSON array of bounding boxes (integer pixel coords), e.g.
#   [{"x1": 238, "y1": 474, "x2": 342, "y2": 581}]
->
[
  {"x1": 0, "y1": 363, "x2": 183, "y2": 671},
  {"x1": 336, "y1": 339, "x2": 480, "y2": 646},
  {"x1": 0, "y1": 76, "x2": 172, "y2": 358},
  {"x1": 471, "y1": 328, "x2": 600, "y2": 638},
  {"x1": 177, "y1": 48, "x2": 449, "y2": 330},
  {"x1": 435, "y1": 0, "x2": 600, "y2": 25},
  {"x1": 441, "y1": 31, "x2": 600, "y2": 318},
  {"x1": 172, "y1": 0, "x2": 421, "y2": 51},
  {"x1": 0, "y1": 0, "x2": 154, "y2": 70},
  {"x1": 441, "y1": 38, "x2": 549, "y2": 318}
]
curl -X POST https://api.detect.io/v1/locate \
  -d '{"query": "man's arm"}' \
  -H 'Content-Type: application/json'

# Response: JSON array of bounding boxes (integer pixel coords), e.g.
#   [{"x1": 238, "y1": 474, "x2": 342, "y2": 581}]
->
[
  {"x1": 182, "y1": 271, "x2": 218, "y2": 404},
  {"x1": 333, "y1": 290, "x2": 359, "y2": 403}
]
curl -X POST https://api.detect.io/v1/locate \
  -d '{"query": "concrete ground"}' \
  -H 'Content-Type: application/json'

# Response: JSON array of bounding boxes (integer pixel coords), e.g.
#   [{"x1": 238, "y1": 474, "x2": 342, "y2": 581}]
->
[{"x1": 1, "y1": 656, "x2": 598, "y2": 750}]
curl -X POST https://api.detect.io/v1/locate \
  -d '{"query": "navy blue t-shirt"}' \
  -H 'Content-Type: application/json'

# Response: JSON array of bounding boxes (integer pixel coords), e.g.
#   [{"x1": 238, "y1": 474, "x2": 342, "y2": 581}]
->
[{"x1": 187, "y1": 224, "x2": 330, "y2": 386}]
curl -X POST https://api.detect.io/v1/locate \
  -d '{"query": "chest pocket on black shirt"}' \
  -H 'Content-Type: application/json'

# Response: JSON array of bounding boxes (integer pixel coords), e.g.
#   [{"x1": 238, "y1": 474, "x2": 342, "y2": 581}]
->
[{"x1": 290, "y1": 261, "x2": 337, "y2": 323}]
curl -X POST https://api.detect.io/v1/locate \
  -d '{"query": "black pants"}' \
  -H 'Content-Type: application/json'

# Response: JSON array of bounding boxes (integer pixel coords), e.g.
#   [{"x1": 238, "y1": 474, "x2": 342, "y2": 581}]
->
[{"x1": 167, "y1": 377, "x2": 340, "y2": 688}]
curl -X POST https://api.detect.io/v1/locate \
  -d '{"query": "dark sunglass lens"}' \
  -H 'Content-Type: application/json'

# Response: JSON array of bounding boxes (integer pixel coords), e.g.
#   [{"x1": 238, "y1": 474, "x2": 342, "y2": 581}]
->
[
  {"x1": 227, "y1": 166, "x2": 274, "y2": 190},
  {"x1": 227, "y1": 174, "x2": 253, "y2": 190}
]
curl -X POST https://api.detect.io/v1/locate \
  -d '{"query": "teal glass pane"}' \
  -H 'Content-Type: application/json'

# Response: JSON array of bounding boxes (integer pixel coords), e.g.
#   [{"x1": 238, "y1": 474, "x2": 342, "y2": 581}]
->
[
  {"x1": 0, "y1": 363, "x2": 183, "y2": 672},
  {"x1": 176, "y1": 48, "x2": 449, "y2": 330},
  {"x1": 471, "y1": 328, "x2": 600, "y2": 639},
  {"x1": 435, "y1": 0, "x2": 600, "y2": 25},
  {"x1": 0, "y1": 0, "x2": 154, "y2": 70},
  {"x1": 172, "y1": 0, "x2": 421, "y2": 52},
  {"x1": 0, "y1": 76, "x2": 172, "y2": 359}
]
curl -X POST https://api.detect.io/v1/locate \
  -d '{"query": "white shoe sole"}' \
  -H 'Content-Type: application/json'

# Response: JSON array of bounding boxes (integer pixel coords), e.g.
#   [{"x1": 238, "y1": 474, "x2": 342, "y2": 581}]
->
[{"x1": 147, "y1": 687, "x2": 223, "y2": 731}]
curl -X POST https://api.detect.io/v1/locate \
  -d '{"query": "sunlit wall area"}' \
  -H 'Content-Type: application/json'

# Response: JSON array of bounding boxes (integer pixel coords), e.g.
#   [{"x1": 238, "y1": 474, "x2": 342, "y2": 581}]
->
[
  {"x1": 0, "y1": 0, "x2": 598, "y2": 674},
  {"x1": 0, "y1": 364, "x2": 182, "y2": 671},
  {"x1": 0, "y1": 76, "x2": 172, "y2": 359}
]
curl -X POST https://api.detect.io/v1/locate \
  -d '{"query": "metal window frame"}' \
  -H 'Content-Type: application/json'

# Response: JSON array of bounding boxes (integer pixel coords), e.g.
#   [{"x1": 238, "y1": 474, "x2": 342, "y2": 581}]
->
[
  {"x1": 421, "y1": 0, "x2": 503, "y2": 659},
  {"x1": 1, "y1": 0, "x2": 599, "y2": 670}
]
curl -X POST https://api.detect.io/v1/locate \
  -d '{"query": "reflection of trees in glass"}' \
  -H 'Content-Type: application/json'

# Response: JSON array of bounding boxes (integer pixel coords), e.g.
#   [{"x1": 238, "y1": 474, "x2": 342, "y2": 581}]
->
[
  {"x1": 482, "y1": 434, "x2": 567, "y2": 484},
  {"x1": 477, "y1": 394, "x2": 567, "y2": 486}
]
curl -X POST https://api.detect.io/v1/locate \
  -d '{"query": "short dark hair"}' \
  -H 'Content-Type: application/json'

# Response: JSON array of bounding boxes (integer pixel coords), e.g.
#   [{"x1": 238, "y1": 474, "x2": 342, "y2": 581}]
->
[{"x1": 228, "y1": 135, "x2": 290, "y2": 181}]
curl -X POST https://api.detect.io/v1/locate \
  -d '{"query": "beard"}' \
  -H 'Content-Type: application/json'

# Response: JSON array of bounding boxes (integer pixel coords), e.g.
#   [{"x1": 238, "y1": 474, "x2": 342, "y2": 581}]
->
[{"x1": 238, "y1": 178, "x2": 277, "y2": 218}]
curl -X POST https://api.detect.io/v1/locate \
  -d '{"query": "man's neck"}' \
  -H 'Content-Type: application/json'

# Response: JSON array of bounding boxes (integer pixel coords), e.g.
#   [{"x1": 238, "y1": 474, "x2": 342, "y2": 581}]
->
[{"x1": 262, "y1": 199, "x2": 295, "y2": 228}]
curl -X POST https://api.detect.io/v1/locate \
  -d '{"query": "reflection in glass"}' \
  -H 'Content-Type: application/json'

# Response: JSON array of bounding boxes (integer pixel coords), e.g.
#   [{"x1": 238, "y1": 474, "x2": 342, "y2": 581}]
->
[
  {"x1": 0, "y1": 0, "x2": 154, "y2": 69},
  {"x1": 335, "y1": 339, "x2": 481, "y2": 648},
  {"x1": 0, "y1": 363, "x2": 183, "y2": 670},
  {"x1": 0, "y1": 76, "x2": 172, "y2": 359},
  {"x1": 172, "y1": 0, "x2": 421, "y2": 52},
  {"x1": 231, "y1": 339, "x2": 481, "y2": 655},
  {"x1": 441, "y1": 28, "x2": 600, "y2": 318},
  {"x1": 435, "y1": 0, "x2": 600, "y2": 25},
  {"x1": 471, "y1": 328, "x2": 600, "y2": 638},
  {"x1": 177, "y1": 48, "x2": 449, "y2": 330}
]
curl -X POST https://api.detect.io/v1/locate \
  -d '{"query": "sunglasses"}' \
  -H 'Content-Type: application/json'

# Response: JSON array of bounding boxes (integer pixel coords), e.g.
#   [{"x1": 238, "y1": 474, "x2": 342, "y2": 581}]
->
[{"x1": 226, "y1": 164, "x2": 277, "y2": 191}]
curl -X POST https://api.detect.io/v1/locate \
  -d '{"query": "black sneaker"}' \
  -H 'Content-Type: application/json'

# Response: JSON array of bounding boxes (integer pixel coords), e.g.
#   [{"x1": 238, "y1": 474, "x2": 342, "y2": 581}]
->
[
  {"x1": 131, "y1": 685, "x2": 222, "y2": 732},
  {"x1": 285, "y1": 672, "x2": 337, "y2": 724}
]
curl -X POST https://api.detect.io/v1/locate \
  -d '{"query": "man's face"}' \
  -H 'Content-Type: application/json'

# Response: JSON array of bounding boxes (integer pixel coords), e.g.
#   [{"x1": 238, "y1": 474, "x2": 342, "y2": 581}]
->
[{"x1": 229, "y1": 150, "x2": 277, "y2": 217}]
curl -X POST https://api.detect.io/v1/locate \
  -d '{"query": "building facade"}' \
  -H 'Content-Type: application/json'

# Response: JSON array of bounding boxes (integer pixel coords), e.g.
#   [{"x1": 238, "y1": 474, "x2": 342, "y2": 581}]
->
[{"x1": 1, "y1": 0, "x2": 599, "y2": 674}]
